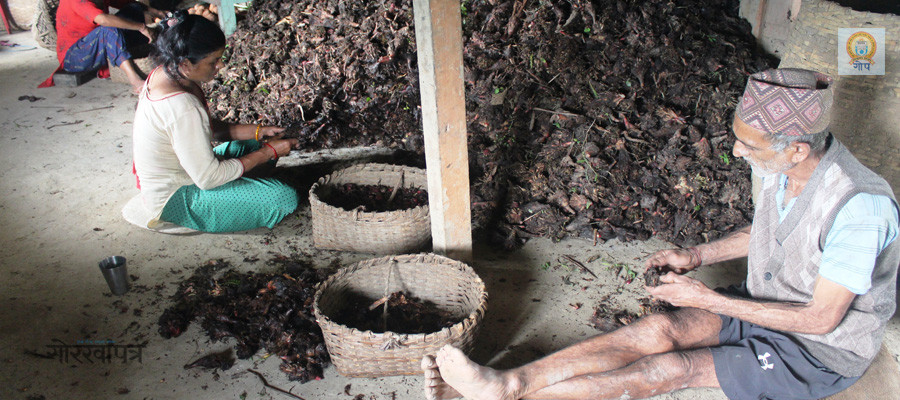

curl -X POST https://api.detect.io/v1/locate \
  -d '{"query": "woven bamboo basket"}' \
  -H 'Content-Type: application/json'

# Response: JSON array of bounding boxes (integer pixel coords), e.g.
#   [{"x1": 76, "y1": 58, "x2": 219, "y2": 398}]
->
[
  {"x1": 110, "y1": 57, "x2": 154, "y2": 84},
  {"x1": 314, "y1": 253, "x2": 488, "y2": 377},
  {"x1": 309, "y1": 163, "x2": 430, "y2": 254}
]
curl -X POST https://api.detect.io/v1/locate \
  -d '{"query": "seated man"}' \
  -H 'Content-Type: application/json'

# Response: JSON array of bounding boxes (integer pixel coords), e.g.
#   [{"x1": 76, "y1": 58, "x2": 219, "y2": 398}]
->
[
  {"x1": 422, "y1": 68, "x2": 900, "y2": 400},
  {"x1": 39, "y1": 0, "x2": 166, "y2": 92}
]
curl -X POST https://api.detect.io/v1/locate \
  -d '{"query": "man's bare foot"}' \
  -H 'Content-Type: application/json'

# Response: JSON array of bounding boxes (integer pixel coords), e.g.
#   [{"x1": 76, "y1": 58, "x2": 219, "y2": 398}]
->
[
  {"x1": 435, "y1": 345, "x2": 521, "y2": 400},
  {"x1": 422, "y1": 355, "x2": 462, "y2": 400}
]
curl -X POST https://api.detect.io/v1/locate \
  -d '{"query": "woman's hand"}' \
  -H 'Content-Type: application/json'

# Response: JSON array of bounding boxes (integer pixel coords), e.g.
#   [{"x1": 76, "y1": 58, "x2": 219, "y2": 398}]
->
[
  {"x1": 146, "y1": 7, "x2": 168, "y2": 22},
  {"x1": 644, "y1": 248, "x2": 701, "y2": 274},
  {"x1": 258, "y1": 126, "x2": 285, "y2": 140},
  {"x1": 138, "y1": 24, "x2": 157, "y2": 43},
  {"x1": 264, "y1": 138, "x2": 299, "y2": 158}
]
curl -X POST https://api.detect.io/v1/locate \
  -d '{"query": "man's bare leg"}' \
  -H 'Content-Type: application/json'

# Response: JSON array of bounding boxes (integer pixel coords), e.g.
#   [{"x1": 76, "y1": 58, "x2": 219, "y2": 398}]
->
[
  {"x1": 521, "y1": 349, "x2": 718, "y2": 399},
  {"x1": 118, "y1": 58, "x2": 146, "y2": 93},
  {"x1": 423, "y1": 308, "x2": 722, "y2": 400}
]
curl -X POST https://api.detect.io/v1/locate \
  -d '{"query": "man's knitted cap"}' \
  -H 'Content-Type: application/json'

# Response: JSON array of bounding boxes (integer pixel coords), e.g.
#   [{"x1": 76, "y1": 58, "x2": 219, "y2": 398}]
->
[{"x1": 735, "y1": 68, "x2": 834, "y2": 136}]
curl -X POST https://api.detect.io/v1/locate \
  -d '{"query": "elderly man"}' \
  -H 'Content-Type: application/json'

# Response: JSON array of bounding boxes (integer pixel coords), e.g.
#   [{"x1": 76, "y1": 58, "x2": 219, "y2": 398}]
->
[{"x1": 421, "y1": 68, "x2": 899, "y2": 400}]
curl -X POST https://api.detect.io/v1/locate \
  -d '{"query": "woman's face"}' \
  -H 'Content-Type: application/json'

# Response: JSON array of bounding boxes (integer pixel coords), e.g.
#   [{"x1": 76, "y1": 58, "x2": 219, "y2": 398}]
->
[{"x1": 181, "y1": 48, "x2": 226, "y2": 83}]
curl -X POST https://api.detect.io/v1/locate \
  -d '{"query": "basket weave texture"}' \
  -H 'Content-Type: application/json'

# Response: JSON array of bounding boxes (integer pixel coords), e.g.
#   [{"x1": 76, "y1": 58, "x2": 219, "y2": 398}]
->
[
  {"x1": 310, "y1": 163, "x2": 430, "y2": 254},
  {"x1": 314, "y1": 253, "x2": 488, "y2": 377},
  {"x1": 32, "y1": 0, "x2": 59, "y2": 50}
]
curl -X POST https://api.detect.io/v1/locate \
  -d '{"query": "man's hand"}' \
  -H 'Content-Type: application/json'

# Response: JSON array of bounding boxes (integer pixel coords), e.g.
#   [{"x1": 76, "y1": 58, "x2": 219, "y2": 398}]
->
[
  {"x1": 644, "y1": 248, "x2": 700, "y2": 274},
  {"x1": 645, "y1": 272, "x2": 717, "y2": 309}
]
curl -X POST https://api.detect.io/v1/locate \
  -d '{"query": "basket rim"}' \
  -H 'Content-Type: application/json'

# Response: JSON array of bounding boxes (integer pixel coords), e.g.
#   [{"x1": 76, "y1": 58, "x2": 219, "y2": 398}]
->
[
  {"x1": 313, "y1": 253, "x2": 488, "y2": 342},
  {"x1": 309, "y1": 163, "x2": 430, "y2": 221}
]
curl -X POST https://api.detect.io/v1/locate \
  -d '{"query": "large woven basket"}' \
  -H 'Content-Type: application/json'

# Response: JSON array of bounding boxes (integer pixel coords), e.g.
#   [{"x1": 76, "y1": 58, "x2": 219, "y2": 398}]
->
[
  {"x1": 314, "y1": 253, "x2": 488, "y2": 377},
  {"x1": 310, "y1": 163, "x2": 430, "y2": 254},
  {"x1": 32, "y1": 0, "x2": 59, "y2": 50}
]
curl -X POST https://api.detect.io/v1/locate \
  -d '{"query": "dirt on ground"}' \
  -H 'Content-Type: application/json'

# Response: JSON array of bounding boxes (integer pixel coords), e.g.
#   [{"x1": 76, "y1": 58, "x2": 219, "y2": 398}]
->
[{"x1": 157, "y1": 258, "x2": 332, "y2": 382}]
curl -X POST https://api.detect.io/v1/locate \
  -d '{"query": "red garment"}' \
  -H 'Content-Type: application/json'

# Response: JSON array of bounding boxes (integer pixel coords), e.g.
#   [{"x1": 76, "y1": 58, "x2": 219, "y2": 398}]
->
[{"x1": 39, "y1": 0, "x2": 136, "y2": 88}]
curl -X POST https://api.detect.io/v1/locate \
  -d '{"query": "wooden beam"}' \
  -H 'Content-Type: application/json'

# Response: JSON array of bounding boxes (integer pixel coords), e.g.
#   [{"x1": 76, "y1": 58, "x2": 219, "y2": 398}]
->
[
  {"x1": 753, "y1": 0, "x2": 768, "y2": 40},
  {"x1": 412, "y1": 0, "x2": 473, "y2": 261}
]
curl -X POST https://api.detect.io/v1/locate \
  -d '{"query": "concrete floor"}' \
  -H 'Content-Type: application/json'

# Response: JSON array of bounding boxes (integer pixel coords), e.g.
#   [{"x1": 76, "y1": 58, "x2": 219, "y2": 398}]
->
[{"x1": 1, "y1": 30, "x2": 899, "y2": 400}]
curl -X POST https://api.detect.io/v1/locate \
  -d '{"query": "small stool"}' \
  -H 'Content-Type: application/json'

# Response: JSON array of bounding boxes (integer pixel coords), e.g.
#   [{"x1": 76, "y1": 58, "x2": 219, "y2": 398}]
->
[{"x1": 53, "y1": 70, "x2": 95, "y2": 87}]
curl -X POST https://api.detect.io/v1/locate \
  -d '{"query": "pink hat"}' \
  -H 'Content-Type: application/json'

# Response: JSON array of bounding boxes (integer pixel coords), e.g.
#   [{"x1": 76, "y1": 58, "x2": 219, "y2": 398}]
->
[{"x1": 735, "y1": 68, "x2": 834, "y2": 136}]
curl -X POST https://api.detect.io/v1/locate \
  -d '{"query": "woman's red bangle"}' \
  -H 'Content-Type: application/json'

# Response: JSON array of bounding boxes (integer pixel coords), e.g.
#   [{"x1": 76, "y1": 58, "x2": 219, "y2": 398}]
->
[{"x1": 263, "y1": 143, "x2": 278, "y2": 161}]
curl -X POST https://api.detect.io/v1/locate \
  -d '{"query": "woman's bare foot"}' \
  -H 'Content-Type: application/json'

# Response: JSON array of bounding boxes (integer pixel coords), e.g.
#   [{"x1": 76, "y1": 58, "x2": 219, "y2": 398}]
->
[
  {"x1": 434, "y1": 345, "x2": 522, "y2": 400},
  {"x1": 422, "y1": 355, "x2": 462, "y2": 400},
  {"x1": 119, "y1": 59, "x2": 146, "y2": 94},
  {"x1": 130, "y1": 80, "x2": 144, "y2": 94}
]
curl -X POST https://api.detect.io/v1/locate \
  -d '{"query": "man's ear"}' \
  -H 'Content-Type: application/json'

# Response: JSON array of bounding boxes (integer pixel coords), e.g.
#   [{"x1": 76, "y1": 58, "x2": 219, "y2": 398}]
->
[{"x1": 790, "y1": 142, "x2": 811, "y2": 163}]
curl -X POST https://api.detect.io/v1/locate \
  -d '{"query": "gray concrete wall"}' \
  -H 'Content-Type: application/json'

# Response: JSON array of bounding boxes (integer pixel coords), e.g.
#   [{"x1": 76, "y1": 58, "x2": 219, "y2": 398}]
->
[{"x1": 739, "y1": 0, "x2": 802, "y2": 57}]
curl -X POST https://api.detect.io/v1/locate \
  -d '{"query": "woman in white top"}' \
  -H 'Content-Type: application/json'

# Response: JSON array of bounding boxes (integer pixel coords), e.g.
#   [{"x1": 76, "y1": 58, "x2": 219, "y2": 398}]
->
[{"x1": 131, "y1": 12, "x2": 299, "y2": 233}]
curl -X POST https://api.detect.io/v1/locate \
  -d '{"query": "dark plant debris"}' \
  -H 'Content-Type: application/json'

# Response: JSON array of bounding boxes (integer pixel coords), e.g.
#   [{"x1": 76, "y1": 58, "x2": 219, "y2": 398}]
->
[
  {"x1": 158, "y1": 258, "x2": 331, "y2": 382},
  {"x1": 644, "y1": 266, "x2": 664, "y2": 287},
  {"x1": 184, "y1": 349, "x2": 236, "y2": 371},
  {"x1": 208, "y1": 0, "x2": 776, "y2": 248},
  {"x1": 332, "y1": 291, "x2": 459, "y2": 334},
  {"x1": 318, "y1": 183, "x2": 428, "y2": 212}
]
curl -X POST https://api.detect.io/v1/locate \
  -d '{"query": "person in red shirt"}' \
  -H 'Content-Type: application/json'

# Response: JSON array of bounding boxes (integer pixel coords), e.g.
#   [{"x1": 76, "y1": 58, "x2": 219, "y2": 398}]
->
[{"x1": 39, "y1": 0, "x2": 166, "y2": 92}]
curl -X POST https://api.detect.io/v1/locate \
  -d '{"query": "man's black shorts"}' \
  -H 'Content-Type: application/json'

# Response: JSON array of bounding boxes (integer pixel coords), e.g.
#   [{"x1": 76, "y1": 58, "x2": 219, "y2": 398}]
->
[{"x1": 710, "y1": 286, "x2": 860, "y2": 399}]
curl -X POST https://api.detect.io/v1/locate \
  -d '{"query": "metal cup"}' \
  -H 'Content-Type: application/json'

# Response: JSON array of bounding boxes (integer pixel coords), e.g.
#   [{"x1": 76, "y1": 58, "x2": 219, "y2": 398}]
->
[{"x1": 99, "y1": 256, "x2": 129, "y2": 295}]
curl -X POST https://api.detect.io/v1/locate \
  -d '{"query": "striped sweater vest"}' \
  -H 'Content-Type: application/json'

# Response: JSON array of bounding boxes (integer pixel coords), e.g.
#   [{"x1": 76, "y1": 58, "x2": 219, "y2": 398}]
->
[{"x1": 747, "y1": 136, "x2": 899, "y2": 377}]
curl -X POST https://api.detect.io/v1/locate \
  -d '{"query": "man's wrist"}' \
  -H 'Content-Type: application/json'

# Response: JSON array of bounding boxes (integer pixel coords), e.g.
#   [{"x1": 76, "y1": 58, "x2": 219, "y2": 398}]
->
[{"x1": 688, "y1": 247, "x2": 703, "y2": 267}]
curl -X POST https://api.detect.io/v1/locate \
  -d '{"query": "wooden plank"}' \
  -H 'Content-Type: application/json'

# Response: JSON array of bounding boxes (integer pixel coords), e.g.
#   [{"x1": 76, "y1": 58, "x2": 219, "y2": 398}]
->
[{"x1": 412, "y1": 0, "x2": 472, "y2": 261}]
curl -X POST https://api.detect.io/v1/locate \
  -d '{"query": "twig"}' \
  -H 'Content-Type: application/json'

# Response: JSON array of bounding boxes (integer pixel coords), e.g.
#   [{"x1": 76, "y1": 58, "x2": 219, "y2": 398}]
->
[
  {"x1": 522, "y1": 209, "x2": 545, "y2": 223},
  {"x1": 73, "y1": 106, "x2": 114, "y2": 114},
  {"x1": 387, "y1": 171, "x2": 404, "y2": 204},
  {"x1": 368, "y1": 295, "x2": 389, "y2": 311},
  {"x1": 563, "y1": 254, "x2": 598, "y2": 278},
  {"x1": 247, "y1": 369, "x2": 306, "y2": 400},
  {"x1": 47, "y1": 120, "x2": 84, "y2": 129},
  {"x1": 622, "y1": 132, "x2": 650, "y2": 145},
  {"x1": 547, "y1": 73, "x2": 561, "y2": 85},
  {"x1": 532, "y1": 107, "x2": 581, "y2": 118}
]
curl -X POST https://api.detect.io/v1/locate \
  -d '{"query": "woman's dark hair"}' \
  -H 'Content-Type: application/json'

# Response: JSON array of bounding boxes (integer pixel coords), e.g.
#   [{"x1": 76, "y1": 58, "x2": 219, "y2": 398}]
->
[{"x1": 151, "y1": 11, "x2": 226, "y2": 80}]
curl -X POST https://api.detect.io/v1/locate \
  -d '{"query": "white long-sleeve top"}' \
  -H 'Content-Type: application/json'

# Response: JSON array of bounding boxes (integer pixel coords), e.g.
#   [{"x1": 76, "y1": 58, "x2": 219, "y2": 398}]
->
[{"x1": 132, "y1": 83, "x2": 243, "y2": 226}]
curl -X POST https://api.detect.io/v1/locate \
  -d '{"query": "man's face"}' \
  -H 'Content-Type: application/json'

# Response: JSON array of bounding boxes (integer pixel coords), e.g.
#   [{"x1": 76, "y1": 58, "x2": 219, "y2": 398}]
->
[{"x1": 731, "y1": 118, "x2": 797, "y2": 177}]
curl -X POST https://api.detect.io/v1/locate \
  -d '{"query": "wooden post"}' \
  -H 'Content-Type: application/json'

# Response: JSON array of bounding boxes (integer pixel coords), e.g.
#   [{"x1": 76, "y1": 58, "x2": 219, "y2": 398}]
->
[
  {"x1": 753, "y1": 0, "x2": 768, "y2": 40},
  {"x1": 412, "y1": 0, "x2": 473, "y2": 261}
]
